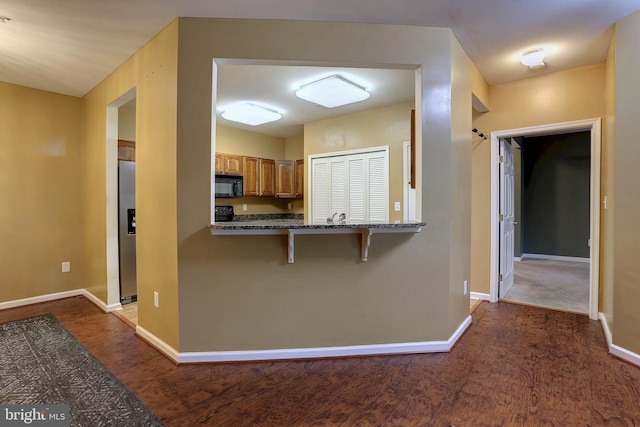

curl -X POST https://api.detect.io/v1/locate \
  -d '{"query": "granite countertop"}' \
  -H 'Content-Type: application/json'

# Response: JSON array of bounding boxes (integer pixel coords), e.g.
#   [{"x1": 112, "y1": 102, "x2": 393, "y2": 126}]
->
[{"x1": 210, "y1": 219, "x2": 425, "y2": 230}]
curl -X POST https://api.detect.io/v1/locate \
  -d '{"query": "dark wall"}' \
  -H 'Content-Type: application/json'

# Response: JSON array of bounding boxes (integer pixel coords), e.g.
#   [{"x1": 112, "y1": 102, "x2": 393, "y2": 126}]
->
[{"x1": 522, "y1": 132, "x2": 590, "y2": 258}]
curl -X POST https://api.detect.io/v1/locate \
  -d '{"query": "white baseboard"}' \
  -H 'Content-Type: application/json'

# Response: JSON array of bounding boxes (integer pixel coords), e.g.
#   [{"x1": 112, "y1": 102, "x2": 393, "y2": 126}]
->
[
  {"x1": 144, "y1": 315, "x2": 473, "y2": 364},
  {"x1": 0, "y1": 289, "x2": 120, "y2": 313},
  {"x1": 0, "y1": 289, "x2": 84, "y2": 311},
  {"x1": 521, "y1": 253, "x2": 589, "y2": 263},
  {"x1": 136, "y1": 325, "x2": 180, "y2": 363},
  {"x1": 470, "y1": 292, "x2": 490, "y2": 301},
  {"x1": 598, "y1": 312, "x2": 613, "y2": 346},
  {"x1": 599, "y1": 312, "x2": 640, "y2": 368}
]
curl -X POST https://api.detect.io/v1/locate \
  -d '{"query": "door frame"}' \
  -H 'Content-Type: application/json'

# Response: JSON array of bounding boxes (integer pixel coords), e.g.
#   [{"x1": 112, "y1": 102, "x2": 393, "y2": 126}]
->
[
  {"x1": 106, "y1": 87, "x2": 137, "y2": 310},
  {"x1": 489, "y1": 118, "x2": 601, "y2": 320}
]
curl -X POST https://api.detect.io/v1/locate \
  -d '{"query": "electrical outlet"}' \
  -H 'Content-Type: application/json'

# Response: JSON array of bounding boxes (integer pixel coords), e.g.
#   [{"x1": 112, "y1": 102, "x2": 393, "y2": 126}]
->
[
  {"x1": 242, "y1": 204, "x2": 248, "y2": 211},
  {"x1": 153, "y1": 291, "x2": 159, "y2": 308},
  {"x1": 287, "y1": 203, "x2": 292, "y2": 210},
  {"x1": 464, "y1": 280, "x2": 468, "y2": 295},
  {"x1": 61, "y1": 262, "x2": 70, "y2": 273},
  {"x1": 394, "y1": 202, "x2": 401, "y2": 211}
]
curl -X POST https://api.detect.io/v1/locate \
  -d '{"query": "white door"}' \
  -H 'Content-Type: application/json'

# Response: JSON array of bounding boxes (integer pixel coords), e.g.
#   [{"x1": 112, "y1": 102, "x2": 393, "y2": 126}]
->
[
  {"x1": 499, "y1": 138, "x2": 515, "y2": 298},
  {"x1": 310, "y1": 148, "x2": 389, "y2": 223}
]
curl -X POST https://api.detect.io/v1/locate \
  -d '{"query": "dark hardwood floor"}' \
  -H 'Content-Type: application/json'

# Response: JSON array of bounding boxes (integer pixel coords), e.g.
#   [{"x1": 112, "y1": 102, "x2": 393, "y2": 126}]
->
[{"x1": 1, "y1": 296, "x2": 639, "y2": 426}]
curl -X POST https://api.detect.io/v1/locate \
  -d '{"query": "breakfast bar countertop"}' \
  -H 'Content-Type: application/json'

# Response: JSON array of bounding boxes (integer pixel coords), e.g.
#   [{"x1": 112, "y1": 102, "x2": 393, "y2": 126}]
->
[
  {"x1": 209, "y1": 219, "x2": 425, "y2": 231},
  {"x1": 208, "y1": 218, "x2": 425, "y2": 263}
]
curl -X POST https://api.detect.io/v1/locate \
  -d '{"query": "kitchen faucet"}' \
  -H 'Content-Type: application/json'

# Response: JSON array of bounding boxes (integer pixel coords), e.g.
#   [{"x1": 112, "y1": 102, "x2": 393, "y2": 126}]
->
[{"x1": 327, "y1": 212, "x2": 337, "y2": 224}]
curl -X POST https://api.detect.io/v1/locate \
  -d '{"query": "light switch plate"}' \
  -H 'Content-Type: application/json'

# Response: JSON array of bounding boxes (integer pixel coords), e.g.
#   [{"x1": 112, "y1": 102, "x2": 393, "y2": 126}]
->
[
  {"x1": 394, "y1": 202, "x2": 401, "y2": 211},
  {"x1": 61, "y1": 262, "x2": 70, "y2": 273}
]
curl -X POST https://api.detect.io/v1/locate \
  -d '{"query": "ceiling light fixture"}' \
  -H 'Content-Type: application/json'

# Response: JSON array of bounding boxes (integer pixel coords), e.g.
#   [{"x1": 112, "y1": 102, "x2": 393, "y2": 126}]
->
[
  {"x1": 520, "y1": 48, "x2": 546, "y2": 70},
  {"x1": 221, "y1": 103, "x2": 282, "y2": 126},
  {"x1": 295, "y1": 75, "x2": 370, "y2": 108}
]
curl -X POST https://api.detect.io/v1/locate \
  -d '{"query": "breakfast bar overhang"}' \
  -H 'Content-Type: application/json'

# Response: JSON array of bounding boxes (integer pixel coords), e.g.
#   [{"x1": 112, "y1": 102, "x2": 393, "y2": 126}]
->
[{"x1": 210, "y1": 220, "x2": 425, "y2": 263}]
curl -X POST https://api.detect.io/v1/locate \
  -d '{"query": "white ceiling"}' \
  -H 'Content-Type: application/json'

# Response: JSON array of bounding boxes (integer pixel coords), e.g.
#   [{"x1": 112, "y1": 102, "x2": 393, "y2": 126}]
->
[{"x1": 1, "y1": 0, "x2": 639, "y2": 136}]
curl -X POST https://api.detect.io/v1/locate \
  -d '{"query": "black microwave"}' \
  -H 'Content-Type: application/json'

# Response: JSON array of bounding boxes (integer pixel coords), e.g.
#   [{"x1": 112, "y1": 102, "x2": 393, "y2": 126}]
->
[{"x1": 215, "y1": 175, "x2": 243, "y2": 198}]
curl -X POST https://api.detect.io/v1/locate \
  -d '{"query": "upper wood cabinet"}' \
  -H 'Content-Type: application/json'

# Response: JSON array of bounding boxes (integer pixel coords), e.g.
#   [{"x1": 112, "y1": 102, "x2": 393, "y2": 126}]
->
[
  {"x1": 215, "y1": 153, "x2": 243, "y2": 175},
  {"x1": 259, "y1": 158, "x2": 275, "y2": 197},
  {"x1": 275, "y1": 160, "x2": 296, "y2": 198},
  {"x1": 295, "y1": 159, "x2": 304, "y2": 198},
  {"x1": 118, "y1": 140, "x2": 136, "y2": 162},
  {"x1": 243, "y1": 156, "x2": 259, "y2": 196},
  {"x1": 243, "y1": 157, "x2": 275, "y2": 197}
]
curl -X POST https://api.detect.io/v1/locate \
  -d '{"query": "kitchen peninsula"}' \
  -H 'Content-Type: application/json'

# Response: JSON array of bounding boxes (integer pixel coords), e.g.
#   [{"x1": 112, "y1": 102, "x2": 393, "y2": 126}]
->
[{"x1": 210, "y1": 218, "x2": 425, "y2": 263}]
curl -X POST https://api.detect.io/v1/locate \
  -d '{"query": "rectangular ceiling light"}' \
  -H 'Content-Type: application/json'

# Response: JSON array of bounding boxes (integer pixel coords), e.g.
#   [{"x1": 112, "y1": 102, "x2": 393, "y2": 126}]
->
[
  {"x1": 295, "y1": 75, "x2": 370, "y2": 108},
  {"x1": 221, "y1": 103, "x2": 282, "y2": 126}
]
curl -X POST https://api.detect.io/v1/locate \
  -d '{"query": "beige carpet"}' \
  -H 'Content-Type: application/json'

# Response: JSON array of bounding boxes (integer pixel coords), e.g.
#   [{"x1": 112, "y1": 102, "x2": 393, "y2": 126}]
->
[{"x1": 502, "y1": 258, "x2": 590, "y2": 314}]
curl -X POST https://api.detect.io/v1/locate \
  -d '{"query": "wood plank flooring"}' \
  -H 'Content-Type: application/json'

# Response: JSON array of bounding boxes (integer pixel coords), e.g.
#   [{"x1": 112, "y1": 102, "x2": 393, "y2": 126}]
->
[{"x1": 1, "y1": 296, "x2": 639, "y2": 426}]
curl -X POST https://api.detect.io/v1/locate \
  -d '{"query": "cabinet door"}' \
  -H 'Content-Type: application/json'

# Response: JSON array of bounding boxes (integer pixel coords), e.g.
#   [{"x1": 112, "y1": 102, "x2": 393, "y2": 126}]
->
[
  {"x1": 224, "y1": 154, "x2": 243, "y2": 175},
  {"x1": 295, "y1": 159, "x2": 304, "y2": 198},
  {"x1": 259, "y1": 158, "x2": 275, "y2": 197},
  {"x1": 243, "y1": 157, "x2": 259, "y2": 196},
  {"x1": 275, "y1": 160, "x2": 296, "y2": 198},
  {"x1": 215, "y1": 153, "x2": 224, "y2": 174}
]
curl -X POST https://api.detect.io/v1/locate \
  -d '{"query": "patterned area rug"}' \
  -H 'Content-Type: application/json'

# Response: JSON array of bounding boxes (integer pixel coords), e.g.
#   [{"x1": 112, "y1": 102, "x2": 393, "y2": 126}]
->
[{"x1": 0, "y1": 314, "x2": 164, "y2": 426}]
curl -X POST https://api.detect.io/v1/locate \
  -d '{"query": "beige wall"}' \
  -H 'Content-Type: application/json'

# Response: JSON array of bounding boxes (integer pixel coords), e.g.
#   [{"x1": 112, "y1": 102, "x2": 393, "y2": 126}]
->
[
  {"x1": 175, "y1": 18, "x2": 472, "y2": 351},
  {"x1": 118, "y1": 102, "x2": 136, "y2": 141},
  {"x1": 471, "y1": 64, "x2": 606, "y2": 294},
  {"x1": 304, "y1": 102, "x2": 413, "y2": 222},
  {"x1": 613, "y1": 11, "x2": 640, "y2": 354},
  {"x1": 0, "y1": 82, "x2": 82, "y2": 301},
  {"x1": 82, "y1": 20, "x2": 180, "y2": 348},
  {"x1": 601, "y1": 29, "x2": 616, "y2": 329}
]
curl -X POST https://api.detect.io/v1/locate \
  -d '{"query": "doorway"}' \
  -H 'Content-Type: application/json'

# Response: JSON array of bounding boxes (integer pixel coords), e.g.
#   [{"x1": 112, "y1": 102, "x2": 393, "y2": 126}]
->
[
  {"x1": 105, "y1": 88, "x2": 137, "y2": 314},
  {"x1": 489, "y1": 118, "x2": 601, "y2": 320}
]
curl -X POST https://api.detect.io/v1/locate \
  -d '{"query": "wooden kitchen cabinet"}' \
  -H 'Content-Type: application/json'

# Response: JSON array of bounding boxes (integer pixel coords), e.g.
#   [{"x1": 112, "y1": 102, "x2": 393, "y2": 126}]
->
[
  {"x1": 275, "y1": 160, "x2": 296, "y2": 198},
  {"x1": 215, "y1": 153, "x2": 243, "y2": 175},
  {"x1": 295, "y1": 159, "x2": 304, "y2": 198},
  {"x1": 243, "y1": 156, "x2": 259, "y2": 196},
  {"x1": 243, "y1": 156, "x2": 275, "y2": 196},
  {"x1": 259, "y1": 158, "x2": 275, "y2": 197}
]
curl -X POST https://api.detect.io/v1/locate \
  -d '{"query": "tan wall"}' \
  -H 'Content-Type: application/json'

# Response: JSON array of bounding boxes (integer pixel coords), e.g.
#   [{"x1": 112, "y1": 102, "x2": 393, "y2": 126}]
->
[
  {"x1": 175, "y1": 18, "x2": 472, "y2": 351},
  {"x1": 82, "y1": 20, "x2": 180, "y2": 348},
  {"x1": 285, "y1": 134, "x2": 304, "y2": 160},
  {"x1": 601, "y1": 29, "x2": 616, "y2": 329},
  {"x1": 216, "y1": 124, "x2": 285, "y2": 158},
  {"x1": 0, "y1": 82, "x2": 82, "y2": 301},
  {"x1": 471, "y1": 64, "x2": 606, "y2": 294},
  {"x1": 118, "y1": 103, "x2": 136, "y2": 141},
  {"x1": 613, "y1": 12, "x2": 640, "y2": 354},
  {"x1": 304, "y1": 102, "x2": 413, "y2": 222}
]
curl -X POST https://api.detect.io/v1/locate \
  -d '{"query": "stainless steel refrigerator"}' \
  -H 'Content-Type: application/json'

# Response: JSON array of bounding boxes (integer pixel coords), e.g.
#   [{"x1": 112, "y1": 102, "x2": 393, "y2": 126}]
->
[{"x1": 118, "y1": 161, "x2": 137, "y2": 304}]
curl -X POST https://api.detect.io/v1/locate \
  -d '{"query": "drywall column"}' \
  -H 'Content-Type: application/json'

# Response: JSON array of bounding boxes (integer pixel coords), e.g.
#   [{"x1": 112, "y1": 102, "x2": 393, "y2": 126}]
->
[{"x1": 613, "y1": 11, "x2": 640, "y2": 354}]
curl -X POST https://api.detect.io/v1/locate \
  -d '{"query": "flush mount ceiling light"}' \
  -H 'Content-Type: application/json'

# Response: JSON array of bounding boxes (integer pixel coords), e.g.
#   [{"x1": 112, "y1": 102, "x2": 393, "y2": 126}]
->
[
  {"x1": 221, "y1": 103, "x2": 282, "y2": 126},
  {"x1": 521, "y1": 48, "x2": 546, "y2": 70},
  {"x1": 295, "y1": 75, "x2": 370, "y2": 108}
]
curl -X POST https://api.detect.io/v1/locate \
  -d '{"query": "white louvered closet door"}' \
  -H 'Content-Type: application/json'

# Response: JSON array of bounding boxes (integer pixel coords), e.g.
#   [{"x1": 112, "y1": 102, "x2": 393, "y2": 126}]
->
[
  {"x1": 367, "y1": 153, "x2": 388, "y2": 222},
  {"x1": 311, "y1": 148, "x2": 389, "y2": 224},
  {"x1": 347, "y1": 156, "x2": 366, "y2": 222},
  {"x1": 312, "y1": 159, "x2": 329, "y2": 224}
]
